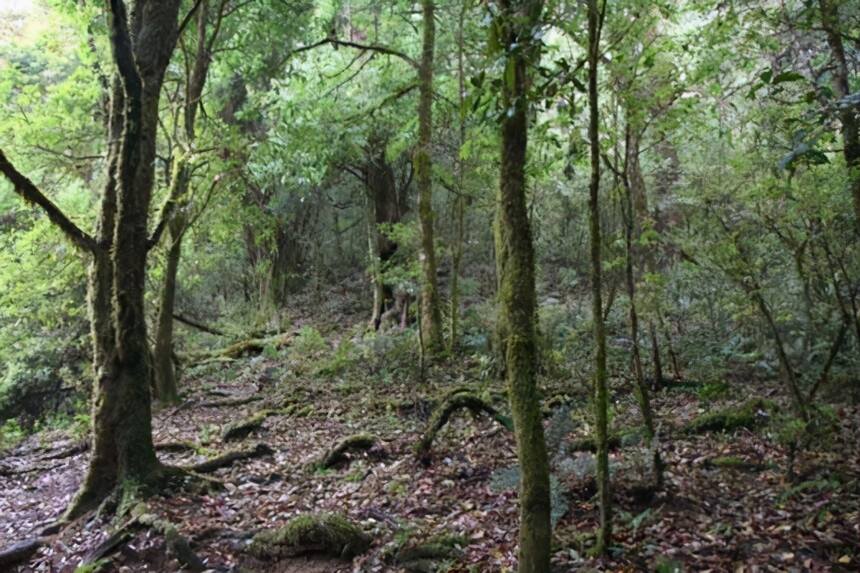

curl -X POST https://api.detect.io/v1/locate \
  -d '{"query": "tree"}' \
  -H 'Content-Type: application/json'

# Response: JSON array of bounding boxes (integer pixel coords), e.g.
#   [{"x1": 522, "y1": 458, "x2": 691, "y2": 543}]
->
[
  {"x1": 493, "y1": 0, "x2": 551, "y2": 570},
  {"x1": 0, "y1": 0, "x2": 184, "y2": 517},
  {"x1": 151, "y1": 0, "x2": 231, "y2": 403},
  {"x1": 416, "y1": 0, "x2": 443, "y2": 353},
  {"x1": 818, "y1": 0, "x2": 860, "y2": 230},
  {"x1": 587, "y1": 0, "x2": 611, "y2": 556}
]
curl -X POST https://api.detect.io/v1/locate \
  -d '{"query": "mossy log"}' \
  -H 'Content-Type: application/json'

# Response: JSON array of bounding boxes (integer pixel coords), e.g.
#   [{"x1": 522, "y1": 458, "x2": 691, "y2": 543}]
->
[
  {"x1": 567, "y1": 427, "x2": 643, "y2": 453},
  {"x1": 705, "y1": 455, "x2": 769, "y2": 472},
  {"x1": 182, "y1": 333, "x2": 293, "y2": 364},
  {"x1": 248, "y1": 513, "x2": 371, "y2": 560},
  {"x1": 684, "y1": 399, "x2": 774, "y2": 435},
  {"x1": 187, "y1": 443, "x2": 274, "y2": 473},
  {"x1": 318, "y1": 433, "x2": 379, "y2": 469},
  {"x1": 415, "y1": 393, "x2": 513, "y2": 460}
]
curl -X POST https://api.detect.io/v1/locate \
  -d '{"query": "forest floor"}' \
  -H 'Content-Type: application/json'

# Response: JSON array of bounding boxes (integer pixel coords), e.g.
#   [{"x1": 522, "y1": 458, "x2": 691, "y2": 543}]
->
[{"x1": 1, "y1": 297, "x2": 859, "y2": 572}]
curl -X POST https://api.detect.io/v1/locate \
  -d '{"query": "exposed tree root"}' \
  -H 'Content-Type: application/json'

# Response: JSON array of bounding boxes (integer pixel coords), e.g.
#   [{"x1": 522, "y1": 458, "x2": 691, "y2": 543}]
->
[
  {"x1": 199, "y1": 395, "x2": 262, "y2": 408},
  {"x1": 415, "y1": 392, "x2": 513, "y2": 461},
  {"x1": 221, "y1": 404, "x2": 312, "y2": 442},
  {"x1": 0, "y1": 537, "x2": 45, "y2": 569},
  {"x1": 222, "y1": 411, "x2": 270, "y2": 442},
  {"x1": 186, "y1": 442, "x2": 274, "y2": 473},
  {"x1": 76, "y1": 502, "x2": 205, "y2": 572},
  {"x1": 155, "y1": 440, "x2": 199, "y2": 453},
  {"x1": 317, "y1": 433, "x2": 380, "y2": 469},
  {"x1": 134, "y1": 506, "x2": 206, "y2": 571},
  {"x1": 248, "y1": 513, "x2": 371, "y2": 560}
]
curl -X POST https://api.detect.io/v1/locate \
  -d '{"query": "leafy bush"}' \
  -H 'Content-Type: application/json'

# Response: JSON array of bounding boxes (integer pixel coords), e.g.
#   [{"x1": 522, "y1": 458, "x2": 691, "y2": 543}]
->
[
  {"x1": 293, "y1": 325, "x2": 328, "y2": 356},
  {"x1": 0, "y1": 419, "x2": 25, "y2": 450}
]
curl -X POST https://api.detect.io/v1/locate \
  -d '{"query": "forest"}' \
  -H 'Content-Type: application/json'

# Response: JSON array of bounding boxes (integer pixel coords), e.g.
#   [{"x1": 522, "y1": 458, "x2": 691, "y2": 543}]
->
[{"x1": 0, "y1": 0, "x2": 858, "y2": 571}]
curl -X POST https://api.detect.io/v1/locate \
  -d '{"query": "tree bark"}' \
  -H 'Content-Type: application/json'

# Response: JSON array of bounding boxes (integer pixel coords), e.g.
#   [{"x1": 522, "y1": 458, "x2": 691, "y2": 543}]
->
[
  {"x1": 416, "y1": 0, "x2": 443, "y2": 353},
  {"x1": 819, "y1": 0, "x2": 860, "y2": 230},
  {"x1": 494, "y1": 1, "x2": 550, "y2": 571},
  {"x1": 153, "y1": 164, "x2": 189, "y2": 404},
  {"x1": 70, "y1": 0, "x2": 183, "y2": 518},
  {"x1": 587, "y1": 0, "x2": 611, "y2": 555},
  {"x1": 621, "y1": 134, "x2": 662, "y2": 489},
  {"x1": 448, "y1": 0, "x2": 468, "y2": 352}
]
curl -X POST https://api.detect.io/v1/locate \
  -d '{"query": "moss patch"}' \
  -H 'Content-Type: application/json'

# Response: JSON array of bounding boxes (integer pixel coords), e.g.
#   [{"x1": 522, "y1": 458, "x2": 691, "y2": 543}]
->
[
  {"x1": 684, "y1": 399, "x2": 774, "y2": 435},
  {"x1": 248, "y1": 513, "x2": 371, "y2": 560}
]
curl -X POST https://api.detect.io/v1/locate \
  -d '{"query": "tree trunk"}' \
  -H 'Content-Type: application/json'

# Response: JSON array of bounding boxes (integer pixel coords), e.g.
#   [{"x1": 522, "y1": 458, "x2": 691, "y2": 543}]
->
[
  {"x1": 621, "y1": 138, "x2": 662, "y2": 489},
  {"x1": 449, "y1": 0, "x2": 467, "y2": 352},
  {"x1": 68, "y1": 0, "x2": 182, "y2": 518},
  {"x1": 626, "y1": 126, "x2": 663, "y2": 388},
  {"x1": 365, "y1": 140, "x2": 403, "y2": 329},
  {"x1": 494, "y1": 1, "x2": 550, "y2": 571},
  {"x1": 819, "y1": 0, "x2": 860, "y2": 230},
  {"x1": 587, "y1": 0, "x2": 611, "y2": 555},
  {"x1": 153, "y1": 165, "x2": 189, "y2": 405},
  {"x1": 416, "y1": 0, "x2": 443, "y2": 353}
]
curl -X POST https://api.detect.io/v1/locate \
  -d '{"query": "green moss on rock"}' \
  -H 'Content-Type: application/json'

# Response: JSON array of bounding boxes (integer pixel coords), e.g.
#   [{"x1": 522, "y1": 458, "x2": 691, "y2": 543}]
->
[{"x1": 248, "y1": 513, "x2": 371, "y2": 560}]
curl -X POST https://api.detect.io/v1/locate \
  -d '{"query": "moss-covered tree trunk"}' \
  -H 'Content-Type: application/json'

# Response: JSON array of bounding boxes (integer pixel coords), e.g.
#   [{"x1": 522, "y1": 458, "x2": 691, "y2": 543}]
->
[
  {"x1": 152, "y1": 165, "x2": 188, "y2": 404},
  {"x1": 1, "y1": 0, "x2": 182, "y2": 518},
  {"x1": 416, "y1": 0, "x2": 443, "y2": 353},
  {"x1": 364, "y1": 139, "x2": 404, "y2": 330},
  {"x1": 70, "y1": 0, "x2": 182, "y2": 518},
  {"x1": 494, "y1": 1, "x2": 550, "y2": 571},
  {"x1": 587, "y1": 0, "x2": 611, "y2": 555},
  {"x1": 448, "y1": 0, "x2": 467, "y2": 352}
]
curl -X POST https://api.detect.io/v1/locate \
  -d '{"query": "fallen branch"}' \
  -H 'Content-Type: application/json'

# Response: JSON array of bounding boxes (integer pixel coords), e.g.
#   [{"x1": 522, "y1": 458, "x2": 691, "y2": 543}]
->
[
  {"x1": 173, "y1": 313, "x2": 225, "y2": 336},
  {"x1": 186, "y1": 443, "x2": 274, "y2": 473},
  {"x1": 415, "y1": 393, "x2": 513, "y2": 461}
]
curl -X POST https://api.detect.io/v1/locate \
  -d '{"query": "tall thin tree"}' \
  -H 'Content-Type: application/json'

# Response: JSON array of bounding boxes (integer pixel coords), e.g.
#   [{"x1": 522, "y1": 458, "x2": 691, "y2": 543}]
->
[
  {"x1": 494, "y1": 0, "x2": 551, "y2": 571},
  {"x1": 587, "y1": 0, "x2": 611, "y2": 555}
]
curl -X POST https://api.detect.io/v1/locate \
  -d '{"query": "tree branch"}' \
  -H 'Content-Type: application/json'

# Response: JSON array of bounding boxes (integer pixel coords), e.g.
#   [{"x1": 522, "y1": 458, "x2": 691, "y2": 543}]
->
[
  {"x1": 0, "y1": 150, "x2": 99, "y2": 253},
  {"x1": 282, "y1": 38, "x2": 418, "y2": 69}
]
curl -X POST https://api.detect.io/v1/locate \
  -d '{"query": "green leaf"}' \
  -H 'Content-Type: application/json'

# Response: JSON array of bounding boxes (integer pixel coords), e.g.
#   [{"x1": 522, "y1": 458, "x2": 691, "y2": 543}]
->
[{"x1": 772, "y1": 71, "x2": 804, "y2": 84}]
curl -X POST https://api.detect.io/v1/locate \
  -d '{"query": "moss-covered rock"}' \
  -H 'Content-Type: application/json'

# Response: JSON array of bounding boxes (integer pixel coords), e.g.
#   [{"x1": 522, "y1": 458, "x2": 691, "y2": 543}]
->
[
  {"x1": 684, "y1": 399, "x2": 774, "y2": 435},
  {"x1": 392, "y1": 533, "x2": 466, "y2": 573},
  {"x1": 248, "y1": 513, "x2": 371, "y2": 560}
]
